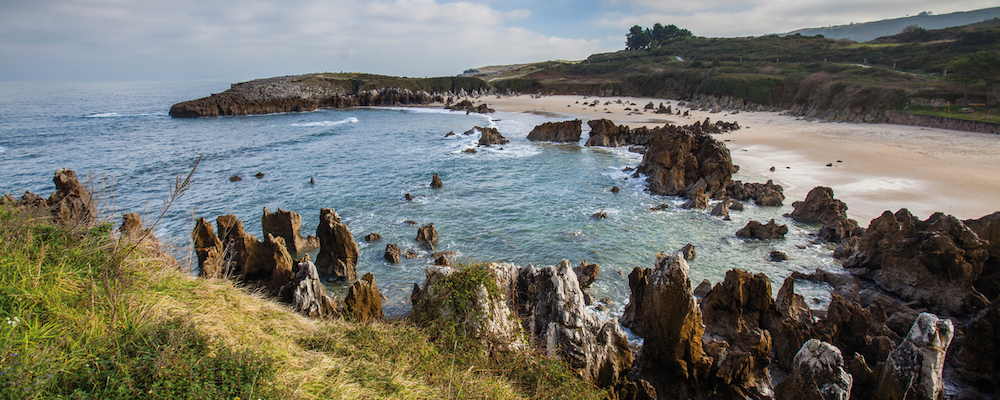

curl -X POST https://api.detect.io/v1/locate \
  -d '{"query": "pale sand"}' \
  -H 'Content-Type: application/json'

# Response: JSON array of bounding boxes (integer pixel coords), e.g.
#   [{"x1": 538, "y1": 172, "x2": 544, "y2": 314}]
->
[{"x1": 476, "y1": 94, "x2": 1000, "y2": 225}]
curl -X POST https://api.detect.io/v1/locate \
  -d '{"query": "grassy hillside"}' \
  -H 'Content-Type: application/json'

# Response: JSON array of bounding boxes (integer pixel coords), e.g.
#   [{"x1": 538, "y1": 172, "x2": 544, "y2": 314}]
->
[
  {"x1": 784, "y1": 7, "x2": 1000, "y2": 42},
  {"x1": 488, "y1": 22, "x2": 1000, "y2": 118},
  {"x1": 0, "y1": 206, "x2": 604, "y2": 399}
]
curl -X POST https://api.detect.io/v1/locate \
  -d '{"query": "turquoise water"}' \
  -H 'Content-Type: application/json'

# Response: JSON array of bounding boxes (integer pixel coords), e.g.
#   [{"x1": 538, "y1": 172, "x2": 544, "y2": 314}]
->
[{"x1": 0, "y1": 81, "x2": 840, "y2": 316}]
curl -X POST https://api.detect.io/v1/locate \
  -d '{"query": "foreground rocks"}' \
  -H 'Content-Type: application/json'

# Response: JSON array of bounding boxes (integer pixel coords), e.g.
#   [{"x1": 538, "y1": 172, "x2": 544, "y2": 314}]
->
[
  {"x1": 315, "y1": 208, "x2": 360, "y2": 282},
  {"x1": 527, "y1": 120, "x2": 582, "y2": 142},
  {"x1": 1, "y1": 168, "x2": 98, "y2": 227},
  {"x1": 278, "y1": 257, "x2": 341, "y2": 319},
  {"x1": 262, "y1": 207, "x2": 319, "y2": 255},
  {"x1": 412, "y1": 261, "x2": 633, "y2": 388},
  {"x1": 774, "y1": 339, "x2": 852, "y2": 400},
  {"x1": 193, "y1": 214, "x2": 294, "y2": 294},
  {"x1": 637, "y1": 129, "x2": 734, "y2": 201},
  {"x1": 345, "y1": 272, "x2": 384, "y2": 323}
]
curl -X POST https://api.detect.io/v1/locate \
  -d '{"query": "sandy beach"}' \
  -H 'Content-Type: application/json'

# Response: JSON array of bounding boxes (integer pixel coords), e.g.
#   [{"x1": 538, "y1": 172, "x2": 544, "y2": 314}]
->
[{"x1": 480, "y1": 94, "x2": 1000, "y2": 225}]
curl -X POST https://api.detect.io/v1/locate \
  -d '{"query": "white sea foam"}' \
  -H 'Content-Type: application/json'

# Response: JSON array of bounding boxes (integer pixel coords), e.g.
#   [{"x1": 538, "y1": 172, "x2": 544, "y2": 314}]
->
[
  {"x1": 83, "y1": 111, "x2": 168, "y2": 118},
  {"x1": 84, "y1": 112, "x2": 122, "y2": 118},
  {"x1": 0, "y1": 146, "x2": 6, "y2": 154},
  {"x1": 290, "y1": 117, "x2": 359, "y2": 127}
]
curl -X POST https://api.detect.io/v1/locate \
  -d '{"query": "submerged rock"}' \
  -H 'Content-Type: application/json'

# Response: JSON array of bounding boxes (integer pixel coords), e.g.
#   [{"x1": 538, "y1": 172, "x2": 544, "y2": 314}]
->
[
  {"x1": 384, "y1": 243, "x2": 401, "y2": 263},
  {"x1": 430, "y1": 173, "x2": 443, "y2": 189}
]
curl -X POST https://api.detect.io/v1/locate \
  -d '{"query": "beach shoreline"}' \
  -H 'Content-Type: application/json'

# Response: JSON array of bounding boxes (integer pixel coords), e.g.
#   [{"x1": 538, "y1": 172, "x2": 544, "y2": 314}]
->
[{"x1": 477, "y1": 94, "x2": 1000, "y2": 225}]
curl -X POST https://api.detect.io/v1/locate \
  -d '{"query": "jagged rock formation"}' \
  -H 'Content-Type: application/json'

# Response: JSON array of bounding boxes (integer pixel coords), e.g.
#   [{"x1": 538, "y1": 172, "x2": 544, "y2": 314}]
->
[
  {"x1": 364, "y1": 232, "x2": 382, "y2": 242},
  {"x1": 384, "y1": 243, "x2": 401, "y2": 263},
  {"x1": 875, "y1": 313, "x2": 953, "y2": 400},
  {"x1": 963, "y1": 211, "x2": 1000, "y2": 300},
  {"x1": 169, "y1": 74, "x2": 493, "y2": 117},
  {"x1": 957, "y1": 299, "x2": 1000, "y2": 392},
  {"x1": 686, "y1": 94, "x2": 781, "y2": 114},
  {"x1": 774, "y1": 339, "x2": 853, "y2": 400},
  {"x1": 527, "y1": 120, "x2": 582, "y2": 142},
  {"x1": 727, "y1": 180, "x2": 785, "y2": 207},
  {"x1": 787, "y1": 103, "x2": 890, "y2": 124},
  {"x1": 119, "y1": 212, "x2": 150, "y2": 238},
  {"x1": 710, "y1": 197, "x2": 730, "y2": 219},
  {"x1": 789, "y1": 186, "x2": 863, "y2": 242},
  {"x1": 1, "y1": 168, "x2": 98, "y2": 227},
  {"x1": 261, "y1": 207, "x2": 318, "y2": 255},
  {"x1": 844, "y1": 209, "x2": 990, "y2": 316},
  {"x1": 585, "y1": 119, "x2": 632, "y2": 147},
  {"x1": 477, "y1": 127, "x2": 509, "y2": 147},
  {"x1": 736, "y1": 219, "x2": 789, "y2": 239},
  {"x1": 192, "y1": 214, "x2": 294, "y2": 294},
  {"x1": 314, "y1": 208, "x2": 359, "y2": 282},
  {"x1": 344, "y1": 272, "x2": 383, "y2": 323},
  {"x1": 447, "y1": 99, "x2": 494, "y2": 113},
  {"x1": 278, "y1": 258, "x2": 341, "y2": 319},
  {"x1": 637, "y1": 130, "x2": 734, "y2": 200}
]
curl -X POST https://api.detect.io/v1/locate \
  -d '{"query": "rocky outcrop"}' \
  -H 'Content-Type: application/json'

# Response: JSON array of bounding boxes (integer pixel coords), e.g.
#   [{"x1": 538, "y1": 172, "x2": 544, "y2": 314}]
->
[
  {"x1": 875, "y1": 313, "x2": 953, "y2": 400},
  {"x1": 963, "y1": 211, "x2": 1000, "y2": 300},
  {"x1": 1, "y1": 169, "x2": 98, "y2": 227},
  {"x1": 701, "y1": 269, "x2": 778, "y2": 341},
  {"x1": 416, "y1": 223, "x2": 438, "y2": 250},
  {"x1": 314, "y1": 208, "x2": 359, "y2": 282},
  {"x1": 844, "y1": 209, "x2": 990, "y2": 316},
  {"x1": 774, "y1": 339, "x2": 853, "y2": 400},
  {"x1": 736, "y1": 219, "x2": 789, "y2": 239},
  {"x1": 169, "y1": 74, "x2": 485, "y2": 117},
  {"x1": 262, "y1": 207, "x2": 318, "y2": 255},
  {"x1": 430, "y1": 173, "x2": 443, "y2": 188},
  {"x1": 197, "y1": 214, "x2": 295, "y2": 294},
  {"x1": 727, "y1": 180, "x2": 785, "y2": 207},
  {"x1": 710, "y1": 197, "x2": 730, "y2": 219},
  {"x1": 637, "y1": 130, "x2": 735, "y2": 200},
  {"x1": 119, "y1": 212, "x2": 150, "y2": 238},
  {"x1": 527, "y1": 120, "x2": 582, "y2": 142},
  {"x1": 957, "y1": 299, "x2": 1000, "y2": 392},
  {"x1": 278, "y1": 258, "x2": 341, "y2": 319},
  {"x1": 477, "y1": 127, "x2": 509, "y2": 147},
  {"x1": 344, "y1": 272, "x2": 383, "y2": 323},
  {"x1": 686, "y1": 94, "x2": 780, "y2": 114},
  {"x1": 447, "y1": 99, "x2": 494, "y2": 114},
  {"x1": 789, "y1": 186, "x2": 863, "y2": 242}
]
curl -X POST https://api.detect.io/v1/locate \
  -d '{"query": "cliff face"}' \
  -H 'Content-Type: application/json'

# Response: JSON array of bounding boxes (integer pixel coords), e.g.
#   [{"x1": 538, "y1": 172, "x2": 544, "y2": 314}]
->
[{"x1": 169, "y1": 74, "x2": 489, "y2": 117}]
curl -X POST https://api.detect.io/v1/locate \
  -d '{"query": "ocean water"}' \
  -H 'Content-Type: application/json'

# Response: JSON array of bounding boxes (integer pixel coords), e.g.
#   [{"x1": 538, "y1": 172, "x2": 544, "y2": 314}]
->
[{"x1": 0, "y1": 81, "x2": 841, "y2": 316}]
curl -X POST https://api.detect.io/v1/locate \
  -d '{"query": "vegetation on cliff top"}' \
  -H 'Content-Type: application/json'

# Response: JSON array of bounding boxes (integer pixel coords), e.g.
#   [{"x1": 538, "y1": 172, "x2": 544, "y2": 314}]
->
[{"x1": 0, "y1": 206, "x2": 603, "y2": 399}]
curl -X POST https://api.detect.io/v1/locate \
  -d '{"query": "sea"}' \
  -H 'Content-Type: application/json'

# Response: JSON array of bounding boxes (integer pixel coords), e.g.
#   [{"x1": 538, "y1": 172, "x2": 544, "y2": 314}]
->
[{"x1": 0, "y1": 80, "x2": 841, "y2": 317}]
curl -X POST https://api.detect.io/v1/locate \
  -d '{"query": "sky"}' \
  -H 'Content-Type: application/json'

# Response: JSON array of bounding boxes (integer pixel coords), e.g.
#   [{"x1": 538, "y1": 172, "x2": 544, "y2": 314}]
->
[{"x1": 0, "y1": 0, "x2": 996, "y2": 82}]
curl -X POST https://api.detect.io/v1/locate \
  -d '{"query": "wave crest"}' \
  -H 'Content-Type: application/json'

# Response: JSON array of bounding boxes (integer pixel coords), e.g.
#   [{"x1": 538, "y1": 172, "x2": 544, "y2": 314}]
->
[{"x1": 291, "y1": 117, "x2": 359, "y2": 127}]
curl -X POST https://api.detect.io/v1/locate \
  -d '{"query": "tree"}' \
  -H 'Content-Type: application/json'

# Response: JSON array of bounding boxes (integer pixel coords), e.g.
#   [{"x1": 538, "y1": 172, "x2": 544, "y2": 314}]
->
[
  {"x1": 949, "y1": 51, "x2": 1000, "y2": 109},
  {"x1": 626, "y1": 25, "x2": 652, "y2": 50}
]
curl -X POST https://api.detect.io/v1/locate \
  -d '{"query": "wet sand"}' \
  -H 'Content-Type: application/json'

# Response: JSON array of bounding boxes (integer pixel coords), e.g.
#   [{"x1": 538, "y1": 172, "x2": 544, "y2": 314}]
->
[{"x1": 479, "y1": 94, "x2": 1000, "y2": 225}]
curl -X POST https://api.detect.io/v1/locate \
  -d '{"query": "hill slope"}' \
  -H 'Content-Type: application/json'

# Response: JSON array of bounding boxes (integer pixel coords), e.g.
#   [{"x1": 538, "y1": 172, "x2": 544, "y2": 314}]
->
[{"x1": 783, "y1": 7, "x2": 1000, "y2": 42}]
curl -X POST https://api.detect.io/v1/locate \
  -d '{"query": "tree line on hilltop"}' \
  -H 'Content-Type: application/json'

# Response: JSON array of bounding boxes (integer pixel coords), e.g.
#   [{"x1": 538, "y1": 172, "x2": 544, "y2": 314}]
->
[{"x1": 626, "y1": 23, "x2": 693, "y2": 50}]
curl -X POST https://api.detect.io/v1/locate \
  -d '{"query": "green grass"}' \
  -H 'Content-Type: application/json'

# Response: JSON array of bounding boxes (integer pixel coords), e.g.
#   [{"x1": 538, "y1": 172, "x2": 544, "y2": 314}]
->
[
  {"x1": 897, "y1": 104, "x2": 1000, "y2": 124},
  {"x1": 0, "y1": 206, "x2": 606, "y2": 399}
]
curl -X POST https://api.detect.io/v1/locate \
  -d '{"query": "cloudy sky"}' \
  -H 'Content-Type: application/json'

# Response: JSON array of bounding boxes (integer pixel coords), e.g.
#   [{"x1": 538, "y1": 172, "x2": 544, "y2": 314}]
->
[{"x1": 0, "y1": 0, "x2": 994, "y2": 82}]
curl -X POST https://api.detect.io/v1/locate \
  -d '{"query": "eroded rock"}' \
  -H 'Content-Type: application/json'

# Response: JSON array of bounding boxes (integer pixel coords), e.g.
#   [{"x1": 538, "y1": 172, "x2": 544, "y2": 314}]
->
[
  {"x1": 736, "y1": 219, "x2": 789, "y2": 239},
  {"x1": 416, "y1": 223, "x2": 438, "y2": 250},
  {"x1": 279, "y1": 258, "x2": 341, "y2": 319},
  {"x1": 875, "y1": 313, "x2": 953, "y2": 400},
  {"x1": 527, "y1": 120, "x2": 582, "y2": 142},
  {"x1": 774, "y1": 339, "x2": 853, "y2": 400},
  {"x1": 789, "y1": 186, "x2": 862, "y2": 242},
  {"x1": 477, "y1": 127, "x2": 509, "y2": 147},
  {"x1": 314, "y1": 208, "x2": 359, "y2": 282},
  {"x1": 262, "y1": 207, "x2": 318, "y2": 255},
  {"x1": 344, "y1": 272, "x2": 383, "y2": 323}
]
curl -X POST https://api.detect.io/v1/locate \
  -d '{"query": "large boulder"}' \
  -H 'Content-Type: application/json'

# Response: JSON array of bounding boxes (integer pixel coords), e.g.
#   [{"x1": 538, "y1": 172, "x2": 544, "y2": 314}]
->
[
  {"x1": 875, "y1": 313, "x2": 954, "y2": 400},
  {"x1": 963, "y1": 211, "x2": 1000, "y2": 300},
  {"x1": 770, "y1": 277, "x2": 817, "y2": 371},
  {"x1": 278, "y1": 258, "x2": 341, "y2": 319},
  {"x1": 789, "y1": 186, "x2": 863, "y2": 242},
  {"x1": 727, "y1": 180, "x2": 785, "y2": 207},
  {"x1": 736, "y1": 219, "x2": 789, "y2": 239},
  {"x1": 262, "y1": 207, "x2": 318, "y2": 255},
  {"x1": 774, "y1": 339, "x2": 853, "y2": 400},
  {"x1": 384, "y1": 243, "x2": 401, "y2": 263},
  {"x1": 845, "y1": 209, "x2": 989, "y2": 316},
  {"x1": 700, "y1": 269, "x2": 778, "y2": 341},
  {"x1": 585, "y1": 119, "x2": 631, "y2": 147},
  {"x1": 477, "y1": 127, "x2": 509, "y2": 147},
  {"x1": 637, "y1": 130, "x2": 734, "y2": 200},
  {"x1": 344, "y1": 272, "x2": 383, "y2": 323},
  {"x1": 527, "y1": 120, "x2": 582, "y2": 142},
  {"x1": 314, "y1": 208, "x2": 359, "y2": 282}
]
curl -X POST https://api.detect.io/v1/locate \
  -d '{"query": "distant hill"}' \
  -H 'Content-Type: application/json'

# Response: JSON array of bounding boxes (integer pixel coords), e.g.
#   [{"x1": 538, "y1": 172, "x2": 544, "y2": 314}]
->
[{"x1": 783, "y1": 7, "x2": 1000, "y2": 42}]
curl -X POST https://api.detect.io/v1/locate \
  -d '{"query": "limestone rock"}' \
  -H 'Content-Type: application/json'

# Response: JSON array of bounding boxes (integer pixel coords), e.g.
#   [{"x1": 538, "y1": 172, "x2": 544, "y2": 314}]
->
[
  {"x1": 364, "y1": 232, "x2": 382, "y2": 242},
  {"x1": 572, "y1": 260, "x2": 599, "y2": 288},
  {"x1": 736, "y1": 219, "x2": 789, "y2": 239},
  {"x1": 701, "y1": 269, "x2": 778, "y2": 341},
  {"x1": 680, "y1": 243, "x2": 696, "y2": 261},
  {"x1": 845, "y1": 209, "x2": 989, "y2": 316},
  {"x1": 585, "y1": 119, "x2": 631, "y2": 147},
  {"x1": 789, "y1": 186, "x2": 863, "y2": 242},
  {"x1": 774, "y1": 339, "x2": 853, "y2": 400},
  {"x1": 875, "y1": 313, "x2": 953, "y2": 400},
  {"x1": 727, "y1": 180, "x2": 785, "y2": 207},
  {"x1": 314, "y1": 208, "x2": 359, "y2": 282},
  {"x1": 710, "y1": 197, "x2": 730, "y2": 219},
  {"x1": 957, "y1": 299, "x2": 1000, "y2": 392},
  {"x1": 682, "y1": 184, "x2": 709, "y2": 209},
  {"x1": 3, "y1": 169, "x2": 98, "y2": 227},
  {"x1": 207, "y1": 214, "x2": 295, "y2": 294},
  {"x1": 430, "y1": 173, "x2": 443, "y2": 189},
  {"x1": 344, "y1": 272, "x2": 383, "y2": 323},
  {"x1": 416, "y1": 223, "x2": 438, "y2": 250},
  {"x1": 477, "y1": 127, "x2": 509, "y2": 147},
  {"x1": 279, "y1": 259, "x2": 341, "y2": 319},
  {"x1": 384, "y1": 243, "x2": 401, "y2": 263},
  {"x1": 262, "y1": 207, "x2": 318, "y2": 255},
  {"x1": 963, "y1": 211, "x2": 1000, "y2": 300},
  {"x1": 527, "y1": 120, "x2": 582, "y2": 142},
  {"x1": 119, "y1": 212, "x2": 149, "y2": 237}
]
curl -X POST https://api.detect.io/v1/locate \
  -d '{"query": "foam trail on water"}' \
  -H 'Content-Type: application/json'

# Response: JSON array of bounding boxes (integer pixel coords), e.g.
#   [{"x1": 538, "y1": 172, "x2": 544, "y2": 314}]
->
[{"x1": 290, "y1": 117, "x2": 359, "y2": 127}]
